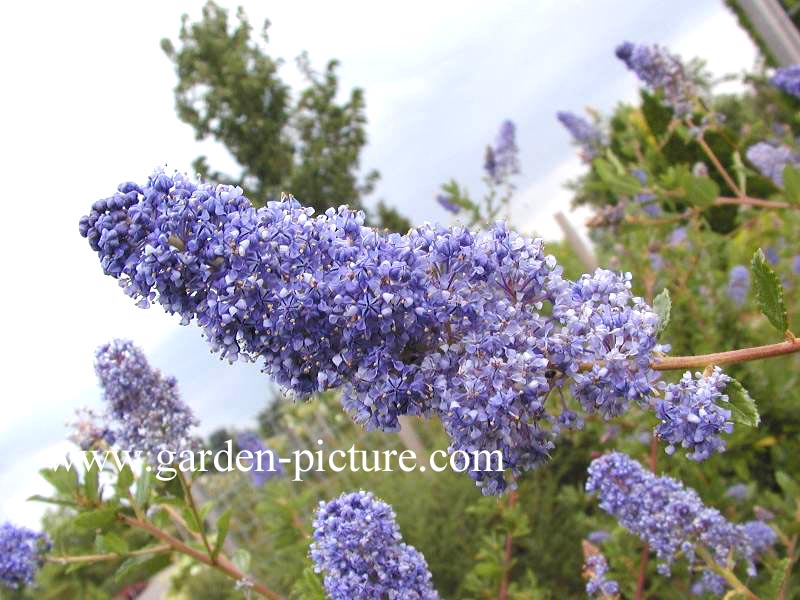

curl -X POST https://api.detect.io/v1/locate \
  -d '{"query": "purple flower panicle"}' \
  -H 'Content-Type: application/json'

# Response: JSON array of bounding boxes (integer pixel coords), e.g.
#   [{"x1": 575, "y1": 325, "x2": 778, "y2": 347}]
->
[
  {"x1": 0, "y1": 523, "x2": 50, "y2": 589},
  {"x1": 557, "y1": 111, "x2": 604, "y2": 160},
  {"x1": 485, "y1": 120, "x2": 520, "y2": 184},
  {"x1": 310, "y1": 491, "x2": 438, "y2": 600},
  {"x1": 615, "y1": 42, "x2": 695, "y2": 116},
  {"x1": 745, "y1": 142, "x2": 799, "y2": 187},
  {"x1": 236, "y1": 432, "x2": 282, "y2": 487},
  {"x1": 587, "y1": 453, "x2": 775, "y2": 587},
  {"x1": 655, "y1": 367, "x2": 733, "y2": 461},
  {"x1": 80, "y1": 171, "x2": 669, "y2": 493},
  {"x1": 94, "y1": 339, "x2": 198, "y2": 461},
  {"x1": 584, "y1": 550, "x2": 619, "y2": 597},
  {"x1": 770, "y1": 65, "x2": 800, "y2": 98}
]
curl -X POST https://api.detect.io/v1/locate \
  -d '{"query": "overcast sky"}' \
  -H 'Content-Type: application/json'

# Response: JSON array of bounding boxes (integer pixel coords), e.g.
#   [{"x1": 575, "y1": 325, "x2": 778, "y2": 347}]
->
[{"x1": 0, "y1": 1, "x2": 758, "y2": 526}]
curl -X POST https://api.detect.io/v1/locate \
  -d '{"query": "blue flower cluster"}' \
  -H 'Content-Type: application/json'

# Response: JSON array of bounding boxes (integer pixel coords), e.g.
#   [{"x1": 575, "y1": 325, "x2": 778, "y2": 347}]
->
[
  {"x1": 615, "y1": 42, "x2": 695, "y2": 116},
  {"x1": 80, "y1": 171, "x2": 676, "y2": 493},
  {"x1": 0, "y1": 523, "x2": 50, "y2": 589},
  {"x1": 94, "y1": 339, "x2": 198, "y2": 461},
  {"x1": 484, "y1": 120, "x2": 520, "y2": 185},
  {"x1": 556, "y1": 111, "x2": 605, "y2": 160},
  {"x1": 236, "y1": 432, "x2": 282, "y2": 487},
  {"x1": 586, "y1": 453, "x2": 775, "y2": 591},
  {"x1": 745, "y1": 142, "x2": 799, "y2": 187},
  {"x1": 551, "y1": 270, "x2": 665, "y2": 422},
  {"x1": 727, "y1": 265, "x2": 750, "y2": 306},
  {"x1": 310, "y1": 491, "x2": 438, "y2": 600},
  {"x1": 436, "y1": 194, "x2": 460, "y2": 214},
  {"x1": 584, "y1": 551, "x2": 619, "y2": 598},
  {"x1": 655, "y1": 367, "x2": 733, "y2": 461},
  {"x1": 770, "y1": 65, "x2": 800, "y2": 98}
]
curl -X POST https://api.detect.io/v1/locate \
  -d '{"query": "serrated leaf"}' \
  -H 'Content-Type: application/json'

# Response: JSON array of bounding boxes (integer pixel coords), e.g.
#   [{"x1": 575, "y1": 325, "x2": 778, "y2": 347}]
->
[
  {"x1": 232, "y1": 548, "x2": 251, "y2": 574},
  {"x1": 39, "y1": 467, "x2": 79, "y2": 497},
  {"x1": 212, "y1": 508, "x2": 232, "y2": 561},
  {"x1": 116, "y1": 464, "x2": 134, "y2": 496},
  {"x1": 776, "y1": 471, "x2": 799, "y2": 498},
  {"x1": 783, "y1": 164, "x2": 800, "y2": 203},
  {"x1": 96, "y1": 532, "x2": 129, "y2": 555},
  {"x1": 726, "y1": 379, "x2": 760, "y2": 427},
  {"x1": 751, "y1": 248, "x2": 789, "y2": 332},
  {"x1": 679, "y1": 173, "x2": 719, "y2": 207},
  {"x1": 762, "y1": 557, "x2": 789, "y2": 599},
  {"x1": 653, "y1": 289, "x2": 671, "y2": 337},
  {"x1": 182, "y1": 506, "x2": 201, "y2": 532},
  {"x1": 74, "y1": 507, "x2": 118, "y2": 531},
  {"x1": 135, "y1": 467, "x2": 151, "y2": 509},
  {"x1": 27, "y1": 495, "x2": 78, "y2": 507},
  {"x1": 84, "y1": 461, "x2": 100, "y2": 503},
  {"x1": 594, "y1": 158, "x2": 642, "y2": 196}
]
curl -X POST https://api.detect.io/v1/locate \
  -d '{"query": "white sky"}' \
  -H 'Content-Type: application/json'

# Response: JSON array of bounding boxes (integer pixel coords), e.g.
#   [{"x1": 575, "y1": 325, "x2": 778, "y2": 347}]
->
[{"x1": 0, "y1": 1, "x2": 757, "y2": 526}]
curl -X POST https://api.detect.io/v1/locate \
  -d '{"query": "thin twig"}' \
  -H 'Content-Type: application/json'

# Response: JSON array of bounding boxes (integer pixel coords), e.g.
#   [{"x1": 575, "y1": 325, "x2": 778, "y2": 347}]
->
[
  {"x1": 694, "y1": 134, "x2": 743, "y2": 198},
  {"x1": 120, "y1": 514, "x2": 284, "y2": 600},
  {"x1": 651, "y1": 338, "x2": 800, "y2": 371},
  {"x1": 497, "y1": 490, "x2": 518, "y2": 600},
  {"x1": 47, "y1": 544, "x2": 171, "y2": 564}
]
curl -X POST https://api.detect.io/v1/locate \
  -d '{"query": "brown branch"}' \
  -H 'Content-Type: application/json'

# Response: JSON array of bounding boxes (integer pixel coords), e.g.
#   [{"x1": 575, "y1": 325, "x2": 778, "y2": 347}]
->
[
  {"x1": 651, "y1": 338, "x2": 800, "y2": 371},
  {"x1": 47, "y1": 544, "x2": 170, "y2": 564},
  {"x1": 715, "y1": 196, "x2": 793, "y2": 209},
  {"x1": 634, "y1": 436, "x2": 659, "y2": 600},
  {"x1": 120, "y1": 514, "x2": 284, "y2": 600},
  {"x1": 694, "y1": 134, "x2": 743, "y2": 198},
  {"x1": 497, "y1": 490, "x2": 518, "y2": 600}
]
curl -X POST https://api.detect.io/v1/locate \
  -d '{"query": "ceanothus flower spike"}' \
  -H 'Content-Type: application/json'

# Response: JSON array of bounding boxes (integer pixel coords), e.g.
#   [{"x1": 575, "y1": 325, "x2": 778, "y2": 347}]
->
[
  {"x1": 94, "y1": 339, "x2": 198, "y2": 461},
  {"x1": 310, "y1": 491, "x2": 438, "y2": 600},
  {"x1": 0, "y1": 523, "x2": 50, "y2": 590},
  {"x1": 80, "y1": 170, "x2": 671, "y2": 494},
  {"x1": 655, "y1": 367, "x2": 733, "y2": 461},
  {"x1": 587, "y1": 453, "x2": 775, "y2": 591}
]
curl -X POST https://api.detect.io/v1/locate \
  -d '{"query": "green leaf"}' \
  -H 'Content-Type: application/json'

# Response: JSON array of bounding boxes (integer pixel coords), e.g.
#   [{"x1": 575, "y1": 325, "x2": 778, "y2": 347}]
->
[
  {"x1": 135, "y1": 467, "x2": 151, "y2": 509},
  {"x1": 762, "y1": 557, "x2": 789, "y2": 599},
  {"x1": 751, "y1": 248, "x2": 789, "y2": 332},
  {"x1": 182, "y1": 506, "x2": 201, "y2": 532},
  {"x1": 96, "y1": 532, "x2": 129, "y2": 555},
  {"x1": 679, "y1": 173, "x2": 719, "y2": 207},
  {"x1": 594, "y1": 158, "x2": 642, "y2": 196},
  {"x1": 783, "y1": 164, "x2": 800, "y2": 203},
  {"x1": 726, "y1": 379, "x2": 760, "y2": 427},
  {"x1": 39, "y1": 467, "x2": 79, "y2": 497},
  {"x1": 231, "y1": 548, "x2": 251, "y2": 574},
  {"x1": 27, "y1": 495, "x2": 78, "y2": 508},
  {"x1": 74, "y1": 507, "x2": 118, "y2": 531},
  {"x1": 732, "y1": 151, "x2": 747, "y2": 197},
  {"x1": 84, "y1": 461, "x2": 100, "y2": 503},
  {"x1": 212, "y1": 508, "x2": 232, "y2": 561},
  {"x1": 653, "y1": 289, "x2": 671, "y2": 337},
  {"x1": 776, "y1": 471, "x2": 799, "y2": 498},
  {"x1": 291, "y1": 567, "x2": 328, "y2": 600},
  {"x1": 116, "y1": 464, "x2": 134, "y2": 496},
  {"x1": 114, "y1": 553, "x2": 171, "y2": 584}
]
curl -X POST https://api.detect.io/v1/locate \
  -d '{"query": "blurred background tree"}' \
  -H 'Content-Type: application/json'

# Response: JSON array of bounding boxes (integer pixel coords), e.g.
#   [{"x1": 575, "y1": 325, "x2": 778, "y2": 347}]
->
[{"x1": 161, "y1": 1, "x2": 409, "y2": 231}]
